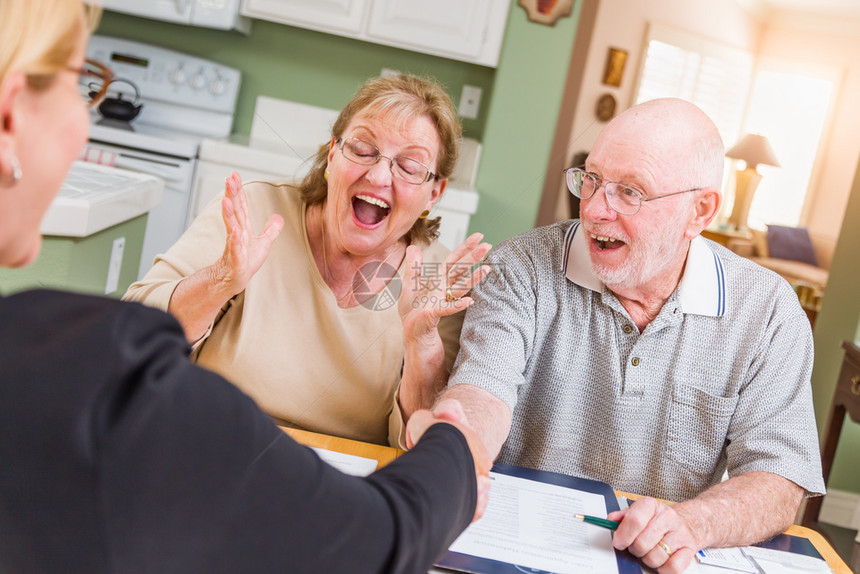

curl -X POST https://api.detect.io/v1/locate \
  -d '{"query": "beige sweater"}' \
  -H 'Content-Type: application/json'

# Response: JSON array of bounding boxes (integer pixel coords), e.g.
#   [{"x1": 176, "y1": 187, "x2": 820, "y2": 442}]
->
[{"x1": 124, "y1": 181, "x2": 461, "y2": 445}]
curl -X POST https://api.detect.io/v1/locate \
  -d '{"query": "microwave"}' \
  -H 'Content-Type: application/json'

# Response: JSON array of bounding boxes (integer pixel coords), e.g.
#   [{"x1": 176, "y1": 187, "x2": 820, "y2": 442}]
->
[{"x1": 94, "y1": 0, "x2": 251, "y2": 33}]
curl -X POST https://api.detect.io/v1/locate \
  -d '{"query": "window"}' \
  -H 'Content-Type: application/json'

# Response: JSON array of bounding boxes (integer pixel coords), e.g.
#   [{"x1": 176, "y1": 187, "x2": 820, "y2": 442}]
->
[
  {"x1": 632, "y1": 26, "x2": 836, "y2": 231},
  {"x1": 633, "y1": 23, "x2": 753, "y2": 149},
  {"x1": 743, "y1": 63, "x2": 835, "y2": 229}
]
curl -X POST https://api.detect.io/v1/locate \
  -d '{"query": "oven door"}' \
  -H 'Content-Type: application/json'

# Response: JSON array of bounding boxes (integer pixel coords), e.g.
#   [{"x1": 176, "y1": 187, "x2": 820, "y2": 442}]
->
[{"x1": 79, "y1": 141, "x2": 197, "y2": 280}]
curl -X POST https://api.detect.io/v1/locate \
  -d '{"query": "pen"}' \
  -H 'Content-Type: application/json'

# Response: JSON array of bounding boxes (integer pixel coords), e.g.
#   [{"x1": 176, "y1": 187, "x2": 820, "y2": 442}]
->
[{"x1": 574, "y1": 514, "x2": 619, "y2": 531}]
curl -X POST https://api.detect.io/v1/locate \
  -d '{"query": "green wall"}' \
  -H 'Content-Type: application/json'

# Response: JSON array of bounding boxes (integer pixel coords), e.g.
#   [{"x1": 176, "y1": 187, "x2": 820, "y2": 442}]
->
[
  {"x1": 810, "y1": 156, "x2": 860, "y2": 495},
  {"x1": 0, "y1": 215, "x2": 147, "y2": 298},
  {"x1": 467, "y1": 2, "x2": 582, "y2": 244},
  {"x1": 95, "y1": 11, "x2": 495, "y2": 140}
]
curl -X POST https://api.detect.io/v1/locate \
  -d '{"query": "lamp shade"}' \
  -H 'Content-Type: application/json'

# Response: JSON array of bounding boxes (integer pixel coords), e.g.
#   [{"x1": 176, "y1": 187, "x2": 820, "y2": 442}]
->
[{"x1": 725, "y1": 133, "x2": 780, "y2": 170}]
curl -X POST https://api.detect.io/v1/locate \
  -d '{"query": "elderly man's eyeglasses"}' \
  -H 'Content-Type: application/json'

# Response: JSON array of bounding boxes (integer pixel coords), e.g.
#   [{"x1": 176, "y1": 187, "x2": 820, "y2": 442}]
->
[
  {"x1": 564, "y1": 167, "x2": 701, "y2": 216},
  {"x1": 72, "y1": 59, "x2": 113, "y2": 108},
  {"x1": 338, "y1": 137, "x2": 437, "y2": 185}
]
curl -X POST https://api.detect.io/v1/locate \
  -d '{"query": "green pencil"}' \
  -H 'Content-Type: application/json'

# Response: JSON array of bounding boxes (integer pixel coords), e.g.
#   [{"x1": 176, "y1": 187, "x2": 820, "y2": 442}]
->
[{"x1": 574, "y1": 513, "x2": 619, "y2": 531}]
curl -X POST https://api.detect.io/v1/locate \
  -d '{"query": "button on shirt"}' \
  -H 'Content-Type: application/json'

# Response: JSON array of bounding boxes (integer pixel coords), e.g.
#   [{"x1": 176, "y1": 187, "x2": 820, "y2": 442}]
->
[{"x1": 449, "y1": 220, "x2": 825, "y2": 502}]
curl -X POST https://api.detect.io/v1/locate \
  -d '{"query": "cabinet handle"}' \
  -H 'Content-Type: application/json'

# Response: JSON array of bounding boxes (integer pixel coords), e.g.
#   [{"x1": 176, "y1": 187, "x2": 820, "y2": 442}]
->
[{"x1": 852, "y1": 375, "x2": 860, "y2": 396}]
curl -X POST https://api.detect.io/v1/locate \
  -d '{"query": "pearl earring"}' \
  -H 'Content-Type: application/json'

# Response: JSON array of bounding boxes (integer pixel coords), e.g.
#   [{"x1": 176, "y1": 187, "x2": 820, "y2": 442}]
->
[{"x1": 0, "y1": 153, "x2": 22, "y2": 186}]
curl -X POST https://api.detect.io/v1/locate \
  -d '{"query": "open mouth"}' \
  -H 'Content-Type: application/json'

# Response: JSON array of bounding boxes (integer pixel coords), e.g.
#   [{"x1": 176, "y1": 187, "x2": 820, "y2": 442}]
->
[
  {"x1": 590, "y1": 233, "x2": 626, "y2": 250},
  {"x1": 352, "y1": 194, "x2": 391, "y2": 227}
]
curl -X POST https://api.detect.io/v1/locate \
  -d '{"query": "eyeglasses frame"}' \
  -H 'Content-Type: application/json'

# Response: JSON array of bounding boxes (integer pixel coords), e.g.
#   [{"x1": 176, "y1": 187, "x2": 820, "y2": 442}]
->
[
  {"x1": 337, "y1": 137, "x2": 437, "y2": 185},
  {"x1": 70, "y1": 58, "x2": 113, "y2": 108},
  {"x1": 563, "y1": 166, "x2": 702, "y2": 216}
]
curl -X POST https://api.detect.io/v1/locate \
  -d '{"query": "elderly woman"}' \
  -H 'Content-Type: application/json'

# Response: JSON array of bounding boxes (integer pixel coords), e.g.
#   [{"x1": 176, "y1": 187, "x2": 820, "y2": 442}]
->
[
  {"x1": 0, "y1": 1, "x2": 490, "y2": 570},
  {"x1": 125, "y1": 75, "x2": 490, "y2": 445}
]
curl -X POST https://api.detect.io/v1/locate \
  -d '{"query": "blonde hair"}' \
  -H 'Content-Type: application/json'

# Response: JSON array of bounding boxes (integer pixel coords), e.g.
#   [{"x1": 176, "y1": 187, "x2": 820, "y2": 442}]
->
[
  {"x1": 0, "y1": 0, "x2": 100, "y2": 90},
  {"x1": 299, "y1": 74, "x2": 462, "y2": 245}
]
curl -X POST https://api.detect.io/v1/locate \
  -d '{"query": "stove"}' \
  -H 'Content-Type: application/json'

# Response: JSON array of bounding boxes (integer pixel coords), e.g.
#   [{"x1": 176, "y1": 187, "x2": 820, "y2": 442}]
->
[{"x1": 81, "y1": 35, "x2": 241, "y2": 279}]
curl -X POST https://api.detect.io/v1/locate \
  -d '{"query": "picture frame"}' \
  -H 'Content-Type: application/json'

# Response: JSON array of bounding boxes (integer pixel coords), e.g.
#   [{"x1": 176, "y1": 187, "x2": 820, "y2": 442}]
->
[
  {"x1": 517, "y1": 0, "x2": 574, "y2": 26},
  {"x1": 603, "y1": 47, "x2": 628, "y2": 87}
]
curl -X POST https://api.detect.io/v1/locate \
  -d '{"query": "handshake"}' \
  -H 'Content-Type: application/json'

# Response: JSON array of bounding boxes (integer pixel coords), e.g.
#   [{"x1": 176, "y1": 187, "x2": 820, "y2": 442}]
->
[{"x1": 406, "y1": 399, "x2": 492, "y2": 523}]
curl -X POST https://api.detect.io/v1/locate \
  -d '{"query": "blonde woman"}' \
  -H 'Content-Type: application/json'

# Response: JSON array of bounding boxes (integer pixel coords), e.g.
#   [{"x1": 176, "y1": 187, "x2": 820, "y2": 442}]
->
[{"x1": 0, "y1": 1, "x2": 489, "y2": 571}]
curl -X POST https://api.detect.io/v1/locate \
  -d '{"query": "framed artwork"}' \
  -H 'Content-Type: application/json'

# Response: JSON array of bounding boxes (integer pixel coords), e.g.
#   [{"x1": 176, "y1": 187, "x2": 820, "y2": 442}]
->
[
  {"x1": 603, "y1": 47, "x2": 628, "y2": 87},
  {"x1": 518, "y1": 0, "x2": 574, "y2": 26}
]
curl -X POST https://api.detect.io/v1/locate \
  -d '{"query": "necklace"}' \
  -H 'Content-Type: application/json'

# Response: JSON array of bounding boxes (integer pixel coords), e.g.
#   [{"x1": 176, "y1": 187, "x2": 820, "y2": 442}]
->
[{"x1": 318, "y1": 208, "x2": 404, "y2": 308}]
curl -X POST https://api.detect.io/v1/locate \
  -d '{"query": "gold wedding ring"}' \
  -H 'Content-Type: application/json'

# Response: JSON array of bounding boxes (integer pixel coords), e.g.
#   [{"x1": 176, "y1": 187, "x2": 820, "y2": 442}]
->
[
  {"x1": 657, "y1": 540, "x2": 672, "y2": 557},
  {"x1": 445, "y1": 287, "x2": 457, "y2": 303}
]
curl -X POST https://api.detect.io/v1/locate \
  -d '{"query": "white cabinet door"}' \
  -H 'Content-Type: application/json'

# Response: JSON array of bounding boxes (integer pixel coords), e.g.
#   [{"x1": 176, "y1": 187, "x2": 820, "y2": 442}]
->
[
  {"x1": 241, "y1": 0, "x2": 369, "y2": 34},
  {"x1": 367, "y1": 0, "x2": 488, "y2": 60},
  {"x1": 367, "y1": 0, "x2": 509, "y2": 66},
  {"x1": 242, "y1": 0, "x2": 509, "y2": 67}
]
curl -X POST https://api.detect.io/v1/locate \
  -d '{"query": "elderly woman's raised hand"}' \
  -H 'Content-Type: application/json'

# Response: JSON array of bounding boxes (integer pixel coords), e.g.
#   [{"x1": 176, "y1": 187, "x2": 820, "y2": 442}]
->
[
  {"x1": 397, "y1": 232, "x2": 492, "y2": 344},
  {"x1": 396, "y1": 233, "x2": 491, "y2": 418},
  {"x1": 213, "y1": 172, "x2": 285, "y2": 297}
]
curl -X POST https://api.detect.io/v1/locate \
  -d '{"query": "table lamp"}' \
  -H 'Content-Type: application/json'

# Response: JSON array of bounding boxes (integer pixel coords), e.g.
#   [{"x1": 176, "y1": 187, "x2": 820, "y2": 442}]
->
[{"x1": 725, "y1": 133, "x2": 780, "y2": 231}]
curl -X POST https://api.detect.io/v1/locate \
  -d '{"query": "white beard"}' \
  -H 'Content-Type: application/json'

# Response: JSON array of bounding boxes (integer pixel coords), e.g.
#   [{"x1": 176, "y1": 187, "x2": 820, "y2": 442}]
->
[{"x1": 589, "y1": 209, "x2": 690, "y2": 292}]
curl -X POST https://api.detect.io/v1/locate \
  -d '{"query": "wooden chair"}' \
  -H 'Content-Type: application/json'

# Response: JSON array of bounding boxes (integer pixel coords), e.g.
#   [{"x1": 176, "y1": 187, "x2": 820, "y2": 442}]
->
[{"x1": 802, "y1": 341, "x2": 860, "y2": 528}]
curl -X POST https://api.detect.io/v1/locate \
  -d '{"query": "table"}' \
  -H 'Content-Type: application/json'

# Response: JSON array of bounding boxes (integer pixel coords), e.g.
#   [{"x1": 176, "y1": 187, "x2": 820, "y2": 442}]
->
[{"x1": 283, "y1": 427, "x2": 852, "y2": 574}]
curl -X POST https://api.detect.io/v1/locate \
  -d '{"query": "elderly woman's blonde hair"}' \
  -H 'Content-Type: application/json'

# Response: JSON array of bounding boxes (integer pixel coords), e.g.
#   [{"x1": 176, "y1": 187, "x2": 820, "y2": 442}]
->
[
  {"x1": 0, "y1": 0, "x2": 100, "y2": 87},
  {"x1": 299, "y1": 74, "x2": 462, "y2": 245}
]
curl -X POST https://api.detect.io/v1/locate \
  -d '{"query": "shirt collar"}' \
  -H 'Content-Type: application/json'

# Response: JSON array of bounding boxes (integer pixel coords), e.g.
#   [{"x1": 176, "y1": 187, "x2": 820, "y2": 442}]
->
[{"x1": 562, "y1": 221, "x2": 726, "y2": 317}]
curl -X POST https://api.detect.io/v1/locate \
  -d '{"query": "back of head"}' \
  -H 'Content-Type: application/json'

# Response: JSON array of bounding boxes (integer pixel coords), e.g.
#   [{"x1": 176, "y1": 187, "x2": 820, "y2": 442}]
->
[
  {"x1": 0, "y1": 0, "x2": 99, "y2": 86},
  {"x1": 596, "y1": 98, "x2": 725, "y2": 191}
]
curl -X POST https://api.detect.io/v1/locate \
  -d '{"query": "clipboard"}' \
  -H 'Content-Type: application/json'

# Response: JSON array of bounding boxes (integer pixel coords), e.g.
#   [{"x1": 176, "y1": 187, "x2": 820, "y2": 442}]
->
[
  {"x1": 755, "y1": 533, "x2": 824, "y2": 560},
  {"x1": 434, "y1": 463, "x2": 642, "y2": 574}
]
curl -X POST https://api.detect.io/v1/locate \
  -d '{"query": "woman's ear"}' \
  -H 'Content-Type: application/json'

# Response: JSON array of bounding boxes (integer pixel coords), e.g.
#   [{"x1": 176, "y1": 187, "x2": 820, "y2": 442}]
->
[
  {"x1": 426, "y1": 177, "x2": 447, "y2": 211},
  {"x1": 0, "y1": 71, "x2": 26, "y2": 135},
  {"x1": 327, "y1": 137, "x2": 337, "y2": 165},
  {"x1": 0, "y1": 71, "x2": 26, "y2": 180}
]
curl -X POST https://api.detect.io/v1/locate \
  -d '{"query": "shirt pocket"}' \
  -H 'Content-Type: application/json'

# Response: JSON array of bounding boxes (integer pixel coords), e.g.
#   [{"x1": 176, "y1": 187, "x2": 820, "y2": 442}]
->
[{"x1": 666, "y1": 384, "x2": 738, "y2": 478}]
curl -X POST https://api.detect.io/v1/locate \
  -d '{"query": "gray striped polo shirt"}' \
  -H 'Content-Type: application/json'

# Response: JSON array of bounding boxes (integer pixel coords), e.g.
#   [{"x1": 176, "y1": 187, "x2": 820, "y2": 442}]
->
[{"x1": 450, "y1": 219, "x2": 825, "y2": 502}]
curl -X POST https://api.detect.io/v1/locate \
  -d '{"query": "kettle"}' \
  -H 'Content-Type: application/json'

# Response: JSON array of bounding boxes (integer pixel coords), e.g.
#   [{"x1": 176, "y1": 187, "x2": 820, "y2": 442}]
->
[{"x1": 97, "y1": 78, "x2": 143, "y2": 123}]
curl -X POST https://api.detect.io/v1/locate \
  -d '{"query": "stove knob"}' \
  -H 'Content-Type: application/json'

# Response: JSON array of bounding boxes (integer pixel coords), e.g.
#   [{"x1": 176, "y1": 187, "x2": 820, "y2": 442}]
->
[
  {"x1": 169, "y1": 68, "x2": 187, "y2": 86},
  {"x1": 209, "y1": 79, "x2": 227, "y2": 96},
  {"x1": 190, "y1": 73, "x2": 206, "y2": 90}
]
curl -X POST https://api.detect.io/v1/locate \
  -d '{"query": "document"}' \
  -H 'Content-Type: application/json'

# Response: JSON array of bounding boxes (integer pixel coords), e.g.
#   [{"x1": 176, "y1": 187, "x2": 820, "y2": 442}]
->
[
  {"x1": 311, "y1": 447, "x2": 378, "y2": 476},
  {"x1": 682, "y1": 546, "x2": 832, "y2": 574},
  {"x1": 438, "y1": 466, "x2": 625, "y2": 574}
]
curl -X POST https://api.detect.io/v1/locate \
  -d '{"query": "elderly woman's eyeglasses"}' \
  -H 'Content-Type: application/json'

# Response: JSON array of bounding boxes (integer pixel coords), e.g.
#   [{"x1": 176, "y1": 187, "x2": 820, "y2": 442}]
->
[
  {"x1": 564, "y1": 167, "x2": 701, "y2": 216},
  {"x1": 338, "y1": 137, "x2": 437, "y2": 185},
  {"x1": 71, "y1": 59, "x2": 113, "y2": 108}
]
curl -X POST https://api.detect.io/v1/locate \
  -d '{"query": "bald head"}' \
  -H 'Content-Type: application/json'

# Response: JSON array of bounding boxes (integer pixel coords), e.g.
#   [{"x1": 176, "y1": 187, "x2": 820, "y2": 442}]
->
[{"x1": 592, "y1": 98, "x2": 725, "y2": 191}]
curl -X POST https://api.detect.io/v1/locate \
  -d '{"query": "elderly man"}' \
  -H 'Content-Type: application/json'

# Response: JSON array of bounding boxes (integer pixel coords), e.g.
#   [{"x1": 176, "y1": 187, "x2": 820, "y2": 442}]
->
[{"x1": 436, "y1": 98, "x2": 824, "y2": 573}]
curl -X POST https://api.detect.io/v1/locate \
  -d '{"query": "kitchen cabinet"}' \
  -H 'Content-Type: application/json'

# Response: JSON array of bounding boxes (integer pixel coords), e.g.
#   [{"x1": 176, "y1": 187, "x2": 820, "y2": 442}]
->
[
  {"x1": 241, "y1": 0, "x2": 369, "y2": 35},
  {"x1": 240, "y1": 0, "x2": 510, "y2": 67}
]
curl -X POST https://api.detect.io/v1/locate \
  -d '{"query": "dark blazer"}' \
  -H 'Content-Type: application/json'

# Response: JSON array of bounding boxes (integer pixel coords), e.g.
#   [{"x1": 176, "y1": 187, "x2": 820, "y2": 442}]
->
[{"x1": 0, "y1": 290, "x2": 475, "y2": 573}]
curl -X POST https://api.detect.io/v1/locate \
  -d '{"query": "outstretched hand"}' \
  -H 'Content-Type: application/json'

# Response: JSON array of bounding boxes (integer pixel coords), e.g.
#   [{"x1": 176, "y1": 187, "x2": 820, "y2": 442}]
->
[
  {"x1": 406, "y1": 398, "x2": 492, "y2": 522},
  {"x1": 608, "y1": 497, "x2": 700, "y2": 573},
  {"x1": 211, "y1": 171, "x2": 284, "y2": 297},
  {"x1": 397, "y1": 232, "x2": 492, "y2": 346}
]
